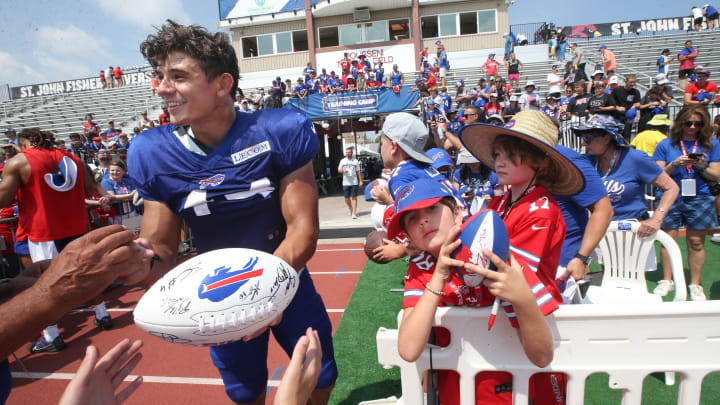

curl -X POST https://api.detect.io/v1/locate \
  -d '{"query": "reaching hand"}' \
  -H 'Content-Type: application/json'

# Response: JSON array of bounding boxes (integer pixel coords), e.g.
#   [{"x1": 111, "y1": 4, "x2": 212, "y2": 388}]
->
[
  {"x1": 465, "y1": 249, "x2": 532, "y2": 305},
  {"x1": 434, "y1": 225, "x2": 464, "y2": 282},
  {"x1": 58, "y1": 339, "x2": 143, "y2": 405},
  {"x1": 274, "y1": 328, "x2": 322, "y2": 405}
]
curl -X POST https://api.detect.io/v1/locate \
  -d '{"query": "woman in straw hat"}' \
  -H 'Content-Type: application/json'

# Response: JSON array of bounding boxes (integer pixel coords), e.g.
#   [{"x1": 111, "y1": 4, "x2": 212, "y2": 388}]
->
[
  {"x1": 460, "y1": 110, "x2": 585, "y2": 306},
  {"x1": 572, "y1": 115, "x2": 678, "y2": 238}
]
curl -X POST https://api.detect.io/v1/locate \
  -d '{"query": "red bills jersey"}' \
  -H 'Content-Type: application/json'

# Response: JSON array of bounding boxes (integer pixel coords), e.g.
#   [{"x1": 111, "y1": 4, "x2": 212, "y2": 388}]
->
[
  {"x1": 402, "y1": 250, "x2": 562, "y2": 405},
  {"x1": 18, "y1": 148, "x2": 87, "y2": 242},
  {"x1": 488, "y1": 185, "x2": 566, "y2": 303}
]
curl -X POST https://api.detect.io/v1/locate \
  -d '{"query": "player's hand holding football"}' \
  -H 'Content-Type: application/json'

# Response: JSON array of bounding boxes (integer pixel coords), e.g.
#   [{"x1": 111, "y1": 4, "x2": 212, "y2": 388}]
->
[
  {"x1": 465, "y1": 249, "x2": 533, "y2": 306},
  {"x1": 432, "y1": 225, "x2": 464, "y2": 284},
  {"x1": 58, "y1": 339, "x2": 143, "y2": 405},
  {"x1": 34, "y1": 225, "x2": 154, "y2": 307},
  {"x1": 274, "y1": 327, "x2": 322, "y2": 405},
  {"x1": 372, "y1": 239, "x2": 406, "y2": 263}
]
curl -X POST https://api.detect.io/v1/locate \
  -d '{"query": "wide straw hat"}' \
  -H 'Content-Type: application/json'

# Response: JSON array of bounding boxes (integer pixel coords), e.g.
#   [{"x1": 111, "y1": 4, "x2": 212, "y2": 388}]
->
[{"x1": 459, "y1": 110, "x2": 585, "y2": 195}]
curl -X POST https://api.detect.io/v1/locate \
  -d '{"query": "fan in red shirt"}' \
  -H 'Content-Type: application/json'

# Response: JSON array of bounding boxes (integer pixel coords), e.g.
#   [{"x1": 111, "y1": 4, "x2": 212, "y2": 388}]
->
[
  {"x1": 113, "y1": 65, "x2": 124, "y2": 87},
  {"x1": 158, "y1": 104, "x2": 170, "y2": 125},
  {"x1": 684, "y1": 67, "x2": 718, "y2": 106}
]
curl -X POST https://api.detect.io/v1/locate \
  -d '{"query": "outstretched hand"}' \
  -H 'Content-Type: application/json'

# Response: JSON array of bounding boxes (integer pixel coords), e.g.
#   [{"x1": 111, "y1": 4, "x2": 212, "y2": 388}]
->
[
  {"x1": 58, "y1": 339, "x2": 144, "y2": 405},
  {"x1": 464, "y1": 249, "x2": 532, "y2": 305},
  {"x1": 434, "y1": 225, "x2": 464, "y2": 282},
  {"x1": 274, "y1": 327, "x2": 322, "y2": 405}
]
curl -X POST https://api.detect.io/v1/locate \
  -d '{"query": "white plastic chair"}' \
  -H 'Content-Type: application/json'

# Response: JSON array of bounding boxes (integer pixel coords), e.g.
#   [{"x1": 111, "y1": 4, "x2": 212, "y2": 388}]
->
[
  {"x1": 582, "y1": 220, "x2": 687, "y2": 386},
  {"x1": 583, "y1": 220, "x2": 687, "y2": 305}
]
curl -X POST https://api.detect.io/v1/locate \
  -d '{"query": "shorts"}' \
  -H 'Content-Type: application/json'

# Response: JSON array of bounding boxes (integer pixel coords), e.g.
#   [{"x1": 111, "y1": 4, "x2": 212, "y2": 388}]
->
[
  {"x1": 694, "y1": 17, "x2": 704, "y2": 26},
  {"x1": 343, "y1": 184, "x2": 359, "y2": 198},
  {"x1": 679, "y1": 68, "x2": 696, "y2": 79},
  {"x1": 662, "y1": 195, "x2": 718, "y2": 230},
  {"x1": 28, "y1": 234, "x2": 83, "y2": 262},
  {"x1": 709, "y1": 13, "x2": 719, "y2": 22},
  {"x1": 14, "y1": 240, "x2": 29, "y2": 255},
  {"x1": 210, "y1": 269, "x2": 337, "y2": 403},
  {"x1": 439, "y1": 67, "x2": 447, "y2": 78},
  {"x1": 508, "y1": 73, "x2": 520, "y2": 81}
]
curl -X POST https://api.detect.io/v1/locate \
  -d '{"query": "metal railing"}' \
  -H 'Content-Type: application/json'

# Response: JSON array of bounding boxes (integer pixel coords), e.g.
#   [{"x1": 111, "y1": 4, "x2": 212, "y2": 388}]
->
[{"x1": 509, "y1": 22, "x2": 548, "y2": 45}]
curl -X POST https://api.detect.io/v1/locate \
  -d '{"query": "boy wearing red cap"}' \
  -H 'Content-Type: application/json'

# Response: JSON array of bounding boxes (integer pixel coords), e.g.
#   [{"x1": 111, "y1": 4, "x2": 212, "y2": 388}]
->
[{"x1": 389, "y1": 178, "x2": 560, "y2": 405}]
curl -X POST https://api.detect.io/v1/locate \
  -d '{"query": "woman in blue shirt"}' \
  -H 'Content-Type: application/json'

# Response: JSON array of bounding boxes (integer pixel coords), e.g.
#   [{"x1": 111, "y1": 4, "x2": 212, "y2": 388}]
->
[
  {"x1": 653, "y1": 105, "x2": 720, "y2": 300},
  {"x1": 100, "y1": 160, "x2": 139, "y2": 224},
  {"x1": 573, "y1": 114, "x2": 678, "y2": 229}
]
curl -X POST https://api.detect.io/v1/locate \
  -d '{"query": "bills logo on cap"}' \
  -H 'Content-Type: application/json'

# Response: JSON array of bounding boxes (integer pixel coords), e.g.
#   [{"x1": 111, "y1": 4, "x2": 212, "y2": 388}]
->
[
  {"x1": 199, "y1": 174, "x2": 225, "y2": 189},
  {"x1": 452, "y1": 210, "x2": 509, "y2": 287},
  {"x1": 198, "y1": 257, "x2": 264, "y2": 302},
  {"x1": 504, "y1": 119, "x2": 516, "y2": 129}
]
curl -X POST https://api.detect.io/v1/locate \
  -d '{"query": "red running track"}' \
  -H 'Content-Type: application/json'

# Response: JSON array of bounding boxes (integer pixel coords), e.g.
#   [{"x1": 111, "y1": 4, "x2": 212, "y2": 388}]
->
[{"x1": 7, "y1": 243, "x2": 366, "y2": 405}]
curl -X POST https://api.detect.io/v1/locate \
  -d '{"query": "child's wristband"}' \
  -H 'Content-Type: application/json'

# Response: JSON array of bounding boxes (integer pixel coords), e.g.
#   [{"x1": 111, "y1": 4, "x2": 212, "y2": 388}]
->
[{"x1": 425, "y1": 283, "x2": 443, "y2": 296}]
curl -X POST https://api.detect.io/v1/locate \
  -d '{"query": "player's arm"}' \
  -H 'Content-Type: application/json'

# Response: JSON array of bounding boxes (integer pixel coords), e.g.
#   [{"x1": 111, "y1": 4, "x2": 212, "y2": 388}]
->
[
  {"x1": 0, "y1": 154, "x2": 27, "y2": 208},
  {"x1": 562, "y1": 196, "x2": 613, "y2": 281},
  {"x1": 274, "y1": 161, "x2": 319, "y2": 271},
  {"x1": 139, "y1": 200, "x2": 183, "y2": 284}
]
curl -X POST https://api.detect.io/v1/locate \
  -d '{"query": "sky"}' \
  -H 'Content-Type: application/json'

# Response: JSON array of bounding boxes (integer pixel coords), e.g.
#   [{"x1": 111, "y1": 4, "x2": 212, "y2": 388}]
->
[{"x1": 0, "y1": 0, "x2": 698, "y2": 88}]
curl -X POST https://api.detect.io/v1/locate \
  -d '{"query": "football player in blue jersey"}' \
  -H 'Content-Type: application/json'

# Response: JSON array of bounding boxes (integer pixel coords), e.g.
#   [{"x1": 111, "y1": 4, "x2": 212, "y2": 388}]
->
[{"x1": 130, "y1": 20, "x2": 336, "y2": 405}]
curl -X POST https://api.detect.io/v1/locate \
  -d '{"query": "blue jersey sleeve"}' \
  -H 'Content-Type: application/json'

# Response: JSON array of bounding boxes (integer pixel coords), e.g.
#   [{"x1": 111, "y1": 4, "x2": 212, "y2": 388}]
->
[
  {"x1": 272, "y1": 112, "x2": 320, "y2": 176},
  {"x1": 100, "y1": 178, "x2": 114, "y2": 192},
  {"x1": 631, "y1": 149, "x2": 663, "y2": 184},
  {"x1": 652, "y1": 138, "x2": 671, "y2": 163},
  {"x1": 127, "y1": 128, "x2": 170, "y2": 202}
]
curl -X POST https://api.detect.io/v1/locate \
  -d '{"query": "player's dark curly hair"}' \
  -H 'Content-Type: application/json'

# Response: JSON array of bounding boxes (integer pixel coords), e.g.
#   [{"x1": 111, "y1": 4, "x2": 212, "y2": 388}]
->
[
  {"x1": 18, "y1": 128, "x2": 55, "y2": 149},
  {"x1": 140, "y1": 20, "x2": 239, "y2": 101}
]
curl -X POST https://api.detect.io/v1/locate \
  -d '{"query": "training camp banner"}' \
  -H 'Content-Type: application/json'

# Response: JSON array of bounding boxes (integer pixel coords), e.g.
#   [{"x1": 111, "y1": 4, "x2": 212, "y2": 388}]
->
[
  {"x1": 10, "y1": 71, "x2": 153, "y2": 99},
  {"x1": 283, "y1": 85, "x2": 418, "y2": 119},
  {"x1": 563, "y1": 15, "x2": 709, "y2": 38}
]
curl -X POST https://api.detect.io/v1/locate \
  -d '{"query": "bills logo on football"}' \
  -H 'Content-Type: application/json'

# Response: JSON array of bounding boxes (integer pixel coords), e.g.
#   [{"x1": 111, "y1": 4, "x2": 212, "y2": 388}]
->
[
  {"x1": 198, "y1": 257, "x2": 264, "y2": 302},
  {"x1": 469, "y1": 225, "x2": 491, "y2": 268}
]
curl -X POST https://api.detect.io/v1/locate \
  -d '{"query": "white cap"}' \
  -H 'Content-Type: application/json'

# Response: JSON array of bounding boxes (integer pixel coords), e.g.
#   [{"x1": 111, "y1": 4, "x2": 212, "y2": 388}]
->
[
  {"x1": 592, "y1": 70, "x2": 604, "y2": 77},
  {"x1": 609, "y1": 76, "x2": 619, "y2": 84},
  {"x1": 503, "y1": 32, "x2": 509, "y2": 36},
  {"x1": 509, "y1": 95, "x2": 519, "y2": 102},
  {"x1": 655, "y1": 73, "x2": 669, "y2": 85},
  {"x1": 525, "y1": 80, "x2": 535, "y2": 88},
  {"x1": 381, "y1": 113, "x2": 433, "y2": 164}
]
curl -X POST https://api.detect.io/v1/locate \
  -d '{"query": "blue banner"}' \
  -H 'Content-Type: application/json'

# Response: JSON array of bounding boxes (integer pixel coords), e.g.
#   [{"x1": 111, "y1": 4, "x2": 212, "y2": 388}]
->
[
  {"x1": 220, "y1": 0, "x2": 321, "y2": 20},
  {"x1": 283, "y1": 86, "x2": 419, "y2": 119}
]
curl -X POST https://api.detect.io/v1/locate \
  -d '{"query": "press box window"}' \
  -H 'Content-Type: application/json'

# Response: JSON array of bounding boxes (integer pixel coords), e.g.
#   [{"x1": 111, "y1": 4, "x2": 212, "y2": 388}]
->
[
  {"x1": 241, "y1": 37, "x2": 258, "y2": 58},
  {"x1": 460, "y1": 12, "x2": 478, "y2": 35},
  {"x1": 438, "y1": 14, "x2": 457, "y2": 37},
  {"x1": 292, "y1": 30, "x2": 309, "y2": 52},
  {"x1": 389, "y1": 19, "x2": 410, "y2": 40},
  {"x1": 319, "y1": 27, "x2": 339, "y2": 48},
  {"x1": 478, "y1": 9, "x2": 497, "y2": 33},
  {"x1": 421, "y1": 16, "x2": 438, "y2": 38}
]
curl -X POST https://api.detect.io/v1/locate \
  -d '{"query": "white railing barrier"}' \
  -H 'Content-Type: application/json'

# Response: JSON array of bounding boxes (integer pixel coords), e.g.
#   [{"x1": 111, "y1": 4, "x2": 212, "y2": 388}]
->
[{"x1": 374, "y1": 302, "x2": 720, "y2": 405}]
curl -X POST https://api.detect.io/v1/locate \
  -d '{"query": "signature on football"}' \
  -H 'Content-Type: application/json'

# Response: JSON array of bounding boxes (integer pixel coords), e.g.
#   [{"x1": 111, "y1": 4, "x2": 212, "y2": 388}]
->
[
  {"x1": 160, "y1": 297, "x2": 192, "y2": 315},
  {"x1": 159, "y1": 264, "x2": 202, "y2": 293},
  {"x1": 271, "y1": 265, "x2": 297, "y2": 294},
  {"x1": 149, "y1": 331, "x2": 192, "y2": 344}
]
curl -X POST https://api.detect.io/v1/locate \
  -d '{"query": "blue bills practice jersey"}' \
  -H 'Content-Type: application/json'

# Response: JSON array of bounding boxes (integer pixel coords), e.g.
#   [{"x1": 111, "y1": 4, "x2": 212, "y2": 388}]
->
[{"x1": 128, "y1": 110, "x2": 319, "y2": 255}]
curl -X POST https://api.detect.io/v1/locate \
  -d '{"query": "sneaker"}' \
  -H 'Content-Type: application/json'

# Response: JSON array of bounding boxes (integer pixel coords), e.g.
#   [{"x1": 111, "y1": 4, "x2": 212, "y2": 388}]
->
[
  {"x1": 352, "y1": 213, "x2": 358, "y2": 219},
  {"x1": 94, "y1": 315, "x2": 114, "y2": 330},
  {"x1": 653, "y1": 280, "x2": 675, "y2": 296},
  {"x1": 711, "y1": 233, "x2": 720, "y2": 245},
  {"x1": 28, "y1": 336, "x2": 66, "y2": 354},
  {"x1": 689, "y1": 284, "x2": 707, "y2": 301}
]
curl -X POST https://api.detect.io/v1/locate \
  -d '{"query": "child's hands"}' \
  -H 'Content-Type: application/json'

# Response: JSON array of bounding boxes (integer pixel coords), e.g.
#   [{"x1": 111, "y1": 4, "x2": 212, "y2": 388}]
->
[
  {"x1": 464, "y1": 249, "x2": 533, "y2": 306},
  {"x1": 433, "y1": 225, "x2": 464, "y2": 283}
]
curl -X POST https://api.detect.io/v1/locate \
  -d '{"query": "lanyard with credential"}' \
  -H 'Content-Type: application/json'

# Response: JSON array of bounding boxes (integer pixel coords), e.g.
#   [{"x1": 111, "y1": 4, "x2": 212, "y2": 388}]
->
[
  {"x1": 679, "y1": 140, "x2": 699, "y2": 177},
  {"x1": 595, "y1": 148, "x2": 619, "y2": 180}
]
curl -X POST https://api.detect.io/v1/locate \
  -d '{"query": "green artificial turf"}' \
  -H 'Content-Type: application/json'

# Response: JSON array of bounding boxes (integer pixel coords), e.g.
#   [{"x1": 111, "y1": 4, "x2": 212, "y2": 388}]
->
[{"x1": 329, "y1": 237, "x2": 720, "y2": 404}]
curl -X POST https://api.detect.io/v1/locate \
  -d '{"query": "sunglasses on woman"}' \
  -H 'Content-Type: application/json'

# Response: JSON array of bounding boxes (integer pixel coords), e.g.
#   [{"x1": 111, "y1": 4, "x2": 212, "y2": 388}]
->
[{"x1": 684, "y1": 120, "x2": 704, "y2": 128}]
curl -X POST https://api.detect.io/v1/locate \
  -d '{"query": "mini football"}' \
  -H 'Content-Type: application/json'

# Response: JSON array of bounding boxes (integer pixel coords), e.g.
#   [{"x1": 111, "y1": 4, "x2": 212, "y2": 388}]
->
[
  {"x1": 364, "y1": 229, "x2": 388, "y2": 263},
  {"x1": 134, "y1": 248, "x2": 299, "y2": 346},
  {"x1": 451, "y1": 209, "x2": 510, "y2": 287}
]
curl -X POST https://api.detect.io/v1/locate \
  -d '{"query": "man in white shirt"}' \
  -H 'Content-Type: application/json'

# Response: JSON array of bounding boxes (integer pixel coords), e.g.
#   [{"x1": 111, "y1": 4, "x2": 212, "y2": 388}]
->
[
  {"x1": 519, "y1": 81, "x2": 540, "y2": 111},
  {"x1": 547, "y1": 64, "x2": 564, "y2": 99},
  {"x1": 338, "y1": 146, "x2": 362, "y2": 219}
]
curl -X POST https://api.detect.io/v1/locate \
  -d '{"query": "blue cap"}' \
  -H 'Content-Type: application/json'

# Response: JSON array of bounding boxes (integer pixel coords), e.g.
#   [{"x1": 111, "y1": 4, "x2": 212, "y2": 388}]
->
[
  {"x1": 599, "y1": 45, "x2": 607, "y2": 51},
  {"x1": 426, "y1": 148, "x2": 454, "y2": 170},
  {"x1": 625, "y1": 108, "x2": 637, "y2": 121},
  {"x1": 456, "y1": 79, "x2": 465, "y2": 86},
  {"x1": 572, "y1": 114, "x2": 627, "y2": 146},
  {"x1": 488, "y1": 52, "x2": 496, "y2": 57},
  {"x1": 415, "y1": 77, "x2": 422, "y2": 83},
  {"x1": 426, "y1": 98, "x2": 435, "y2": 104},
  {"x1": 387, "y1": 179, "x2": 456, "y2": 239}
]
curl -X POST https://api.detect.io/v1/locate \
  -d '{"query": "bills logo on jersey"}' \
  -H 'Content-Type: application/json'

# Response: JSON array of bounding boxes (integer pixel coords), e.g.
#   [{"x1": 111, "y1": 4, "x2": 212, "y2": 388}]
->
[
  {"x1": 198, "y1": 174, "x2": 225, "y2": 190},
  {"x1": 452, "y1": 210, "x2": 509, "y2": 287},
  {"x1": 603, "y1": 179, "x2": 625, "y2": 202},
  {"x1": 198, "y1": 257, "x2": 264, "y2": 302},
  {"x1": 44, "y1": 156, "x2": 79, "y2": 192}
]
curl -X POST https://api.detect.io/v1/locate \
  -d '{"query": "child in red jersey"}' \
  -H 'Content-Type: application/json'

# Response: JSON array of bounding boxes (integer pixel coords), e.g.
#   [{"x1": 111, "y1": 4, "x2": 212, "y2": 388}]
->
[
  {"x1": 387, "y1": 178, "x2": 562, "y2": 405},
  {"x1": 460, "y1": 110, "x2": 586, "y2": 305}
]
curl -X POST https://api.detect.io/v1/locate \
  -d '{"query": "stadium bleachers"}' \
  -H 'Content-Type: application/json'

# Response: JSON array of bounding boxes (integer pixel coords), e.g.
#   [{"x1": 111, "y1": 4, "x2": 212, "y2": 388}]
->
[
  {"x1": 0, "y1": 81, "x2": 161, "y2": 140},
  {"x1": 1, "y1": 30, "x2": 718, "y2": 142}
]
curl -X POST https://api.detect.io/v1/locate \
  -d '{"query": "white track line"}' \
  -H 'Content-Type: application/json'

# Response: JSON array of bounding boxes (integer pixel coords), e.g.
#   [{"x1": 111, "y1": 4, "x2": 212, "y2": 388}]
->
[
  {"x1": 72, "y1": 308, "x2": 345, "y2": 313},
  {"x1": 11, "y1": 372, "x2": 281, "y2": 387},
  {"x1": 310, "y1": 271, "x2": 362, "y2": 275},
  {"x1": 315, "y1": 248, "x2": 360, "y2": 252}
]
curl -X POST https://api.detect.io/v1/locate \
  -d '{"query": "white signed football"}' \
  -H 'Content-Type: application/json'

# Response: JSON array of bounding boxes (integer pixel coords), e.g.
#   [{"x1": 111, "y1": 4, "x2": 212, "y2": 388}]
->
[{"x1": 134, "y1": 248, "x2": 299, "y2": 346}]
